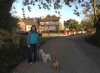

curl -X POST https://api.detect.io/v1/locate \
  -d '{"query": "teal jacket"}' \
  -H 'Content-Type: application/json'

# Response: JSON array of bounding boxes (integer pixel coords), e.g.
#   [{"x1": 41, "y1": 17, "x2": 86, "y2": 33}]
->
[{"x1": 27, "y1": 32, "x2": 39, "y2": 45}]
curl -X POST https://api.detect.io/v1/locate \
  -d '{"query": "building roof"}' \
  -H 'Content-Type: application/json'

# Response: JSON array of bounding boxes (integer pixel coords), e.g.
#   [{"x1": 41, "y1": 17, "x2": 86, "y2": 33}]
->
[
  {"x1": 20, "y1": 19, "x2": 38, "y2": 25},
  {"x1": 40, "y1": 17, "x2": 60, "y2": 22}
]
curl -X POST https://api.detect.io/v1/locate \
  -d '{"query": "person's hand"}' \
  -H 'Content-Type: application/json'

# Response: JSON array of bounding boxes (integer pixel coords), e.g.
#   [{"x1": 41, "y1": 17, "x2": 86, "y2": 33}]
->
[{"x1": 27, "y1": 44, "x2": 30, "y2": 48}]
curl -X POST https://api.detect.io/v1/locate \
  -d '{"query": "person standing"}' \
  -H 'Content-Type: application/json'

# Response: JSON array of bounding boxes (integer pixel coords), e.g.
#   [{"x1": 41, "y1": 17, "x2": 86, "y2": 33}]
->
[{"x1": 27, "y1": 25, "x2": 39, "y2": 64}]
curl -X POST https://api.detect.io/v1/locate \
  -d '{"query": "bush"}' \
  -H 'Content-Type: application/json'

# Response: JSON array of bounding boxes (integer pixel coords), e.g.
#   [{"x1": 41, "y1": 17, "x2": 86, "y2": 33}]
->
[
  {"x1": 0, "y1": 46, "x2": 28, "y2": 73},
  {"x1": 0, "y1": 29, "x2": 10, "y2": 36},
  {"x1": 0, "y1": 34, "x2": 55, "y2": 73},
  {"x1": 0, "y1": 34, "x2": 28, "y2": 73},
  {"x1": 85, "y1": 34, "x2": 100, "y2": 48}
]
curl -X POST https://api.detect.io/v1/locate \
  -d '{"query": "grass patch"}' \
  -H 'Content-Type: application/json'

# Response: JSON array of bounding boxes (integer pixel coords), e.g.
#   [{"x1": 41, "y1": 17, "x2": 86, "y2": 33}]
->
[
  {"x1": 40, "y1": 37, "x2": 55, "y2": 45},
  {"x1": 49, "y1": 33, "x2": 63, "y2": 36}
]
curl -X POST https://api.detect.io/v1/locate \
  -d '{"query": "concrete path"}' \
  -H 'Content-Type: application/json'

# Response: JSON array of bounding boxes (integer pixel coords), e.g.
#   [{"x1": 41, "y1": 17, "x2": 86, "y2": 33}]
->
[{"x1": 12, "y1": 34, "x2": 100, "y2": 73}]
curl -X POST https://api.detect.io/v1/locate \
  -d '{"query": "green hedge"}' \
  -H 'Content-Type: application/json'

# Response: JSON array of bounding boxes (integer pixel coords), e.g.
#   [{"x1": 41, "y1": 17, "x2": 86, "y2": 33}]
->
[
  {"x1": 0, "y1": 35, "x2": 28, "y2": 73},
  {"x1": 85, "y1": 34, "x2": 100, "y2": 48},
  {"x1": 0, "y1": 47, "x2": 28, "y2": 73},
  {"x1": 0, "y1": 35, "x2": 56, "y2": 73}
]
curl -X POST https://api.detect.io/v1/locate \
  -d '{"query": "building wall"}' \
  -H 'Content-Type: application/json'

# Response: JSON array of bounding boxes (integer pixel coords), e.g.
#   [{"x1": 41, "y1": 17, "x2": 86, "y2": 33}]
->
[
  {"x1": 18, "y1": 22, "x2": 26, "y2": 32},
  {"x1": 18, "y1": 19, "x2": 60, "y2": 32},
  {"x1": 18, "y1": 21, "x2": 33, "y2": 32},
  {"x1": 26, "y1": 25, "x2": 31, "y2": 32},
  {"x1": 40, "y1": 21, "x2": 59, "y2": 25},
  {"x1": 59, "y1": 18, "x2": 65, "y2": 31},
  {"x1": 44, "y1": 25, "x2": 56, "y2": 31},
  {"x1": 40, "y1": 21, "x2": 59, "y2": 31}
]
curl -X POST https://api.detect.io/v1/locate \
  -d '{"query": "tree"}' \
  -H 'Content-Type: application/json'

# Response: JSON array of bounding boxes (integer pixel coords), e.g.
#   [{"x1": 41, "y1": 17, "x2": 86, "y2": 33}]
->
[
  {"x1": 0, "y1": 0, "x2": 19, "y2": 32},
  {"x1": 80, "y1": 0, "x2": 100, "y2": 34},
  {"x1": 1, "y1": 0, "x2": 98, "y2": 32},
  {"x1": 95, "y1": 14, "x2": 100, "y2": 34},
  {"x1": 15, "y1": 0, "x2": 90, "y2": 17},
  {"x1": 46, "y1": 14, "x2": 51, "y2": 18},
  {"x1": 93, "y1": 0, "x2": 100, "y2": 34},
  {"x1": 80, "y1": 19, "x2": 94, "y2": 26},
  {"x1": 80, "y1": 20, "x2": 88, "y2": 27},
  {"x1": 34, "y1": 17, "x2": 41, "y2": 25},
  {"x1": 64, "y1": 19, "x2": 79, "y2": 31}
]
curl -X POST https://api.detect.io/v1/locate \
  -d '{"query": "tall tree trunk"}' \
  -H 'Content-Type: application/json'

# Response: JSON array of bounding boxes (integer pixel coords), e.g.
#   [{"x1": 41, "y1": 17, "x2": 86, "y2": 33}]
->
[
  {"x1": 93, "y1": 0, "x2": 99, "y2": 34},
  {"x1": 93, "y1": 0, "x2": 97, "y2": 19}
]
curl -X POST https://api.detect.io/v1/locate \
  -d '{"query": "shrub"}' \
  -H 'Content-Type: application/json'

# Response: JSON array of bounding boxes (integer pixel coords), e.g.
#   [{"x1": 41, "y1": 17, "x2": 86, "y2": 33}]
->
[
  {"x1": 0, "y1": 34, "x2": 55, "y2": 73},
  {"x1": 0, "y1": 34, "x2": 28, "y2": 73},
  {"x1": 0, "y1": 46, "x2": 28, "y2": 73},
  {"x1": 85, "y1": 34, "x2": 100, "y2": 48}
]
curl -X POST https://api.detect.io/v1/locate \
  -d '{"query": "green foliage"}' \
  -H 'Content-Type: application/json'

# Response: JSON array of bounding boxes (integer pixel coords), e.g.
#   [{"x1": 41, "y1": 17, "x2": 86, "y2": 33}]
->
[
  {"x1": 0, "y1": 0, "x2": 19, "y2": 32},
  {"x1": 80, "y1": 19, "x2": 94, "y2": 28},
  {"x1": 8, "y1": 17, "x2": 19, "y2": 33},
  {"x1": 0, "y1": 34, "x2": 28, "y2": 73},
  {"x1": 15, "y1": 0, "x2": 88, "y2": 16},
  {"x1": 64, "y1": 19, "x2": 79, "y2": 31},
  {"x1": 0, "y1": 29, "x2": 10, "y2": 36},
  {"x1": 80, "y1": 20, "x2": 88, "y2": 27},
  {"x1": 85, "y1": 34, "x2": 100, "y2": 48},
  {"x1": 0, "y1": 46, "x2": 28, "y2": 73},
  {"x1": 40, "y1": 37, "x2": 55, "y2": 45},
  {"x1": 82, "y1": 1, "x2": 93, "y2": 15},
  {"x1": 95, "y1": 14, "x2": 100, "y2": 34},
  {"x1": 0, "y1": 33, "x2": 55, "y2": 73}
]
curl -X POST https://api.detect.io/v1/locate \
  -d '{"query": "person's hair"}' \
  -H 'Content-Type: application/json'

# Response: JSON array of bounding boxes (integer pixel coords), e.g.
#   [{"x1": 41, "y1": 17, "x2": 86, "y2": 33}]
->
[{"x1": 30, "y1": 25, "x2": 37, "y2": 33}]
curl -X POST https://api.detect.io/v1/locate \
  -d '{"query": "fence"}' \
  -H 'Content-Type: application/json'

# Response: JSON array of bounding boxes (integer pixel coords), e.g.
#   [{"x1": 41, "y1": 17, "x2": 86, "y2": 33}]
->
[{"x1": 0, "y1": 34, "x2": 20, "y2": 49}]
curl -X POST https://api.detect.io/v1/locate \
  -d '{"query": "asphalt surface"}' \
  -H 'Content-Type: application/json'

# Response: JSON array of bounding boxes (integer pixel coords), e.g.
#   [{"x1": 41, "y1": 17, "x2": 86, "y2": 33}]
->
[{"x1": 12, "y1": 34, "x2": 100, "y2": 73}]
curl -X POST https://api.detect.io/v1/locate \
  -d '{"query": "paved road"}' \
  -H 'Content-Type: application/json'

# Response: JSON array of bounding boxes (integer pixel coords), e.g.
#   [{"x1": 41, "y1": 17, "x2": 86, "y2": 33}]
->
[{"x1": 12, "y1": 34, "x2": 100, "y2": 73}]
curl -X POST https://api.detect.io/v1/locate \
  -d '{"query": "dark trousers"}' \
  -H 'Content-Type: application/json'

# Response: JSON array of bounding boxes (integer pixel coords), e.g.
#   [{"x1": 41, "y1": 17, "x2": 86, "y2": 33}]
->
[{"x1": 28, "y1": 44, "x2": 38, "y2": 63}]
